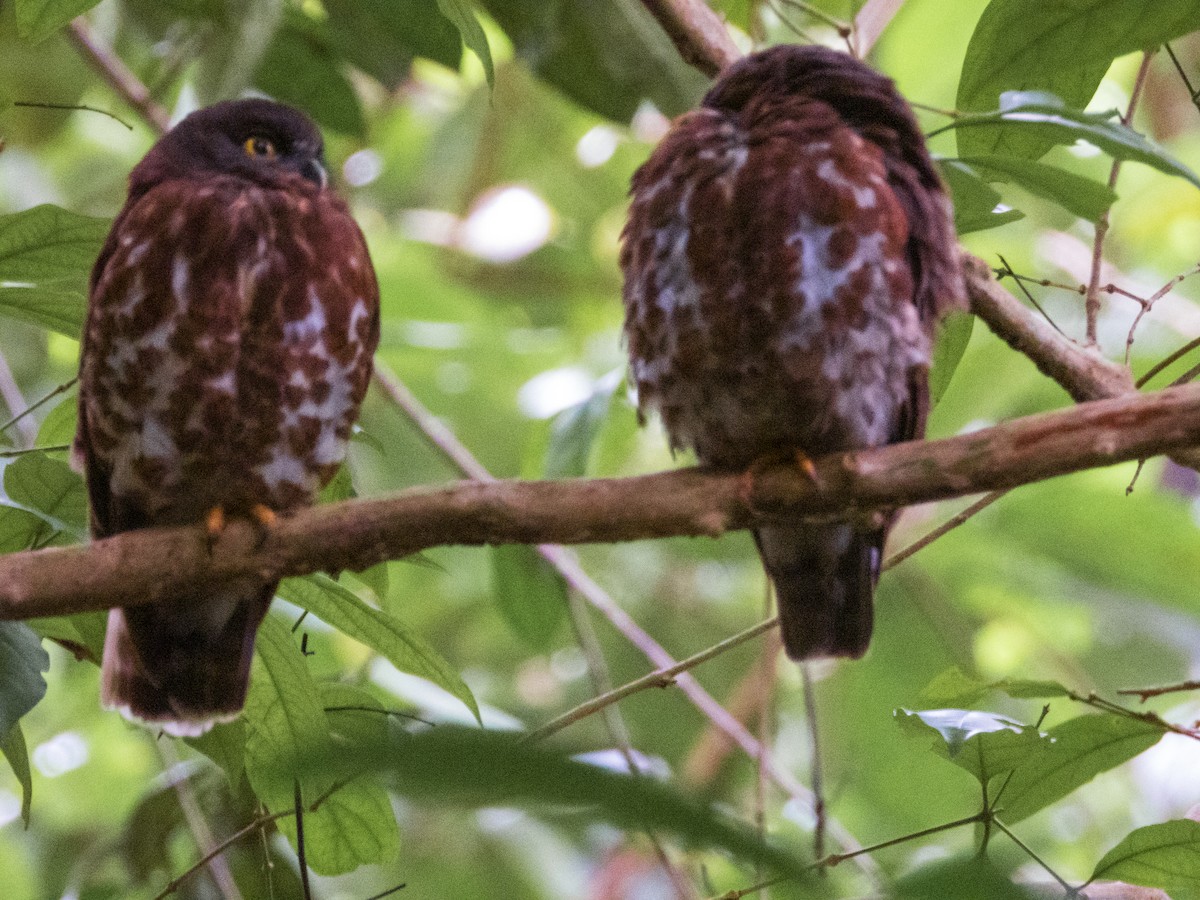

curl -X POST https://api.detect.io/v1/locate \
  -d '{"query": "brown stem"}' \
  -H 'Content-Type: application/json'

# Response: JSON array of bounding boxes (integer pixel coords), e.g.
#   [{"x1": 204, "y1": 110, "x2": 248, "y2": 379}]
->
[
  {"x1": 639, "y1": 0, "x2": 740, "y2": 76},
  {"x1": 5, "y1": 383, "x2": 1200, "y2": 617},
  {"x1": 67, "y1": 20, "x2": 170, "y2": 135}
]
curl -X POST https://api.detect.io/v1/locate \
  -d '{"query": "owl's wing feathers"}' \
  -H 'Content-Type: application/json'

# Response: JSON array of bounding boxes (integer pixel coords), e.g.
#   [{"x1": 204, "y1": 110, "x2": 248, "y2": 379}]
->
[
  {"x1": 623, "y1": 47, "x2": 960, "y2": 660},
  {"x1": 82, "y1": 174, "x2": 379, "y2": 731}
]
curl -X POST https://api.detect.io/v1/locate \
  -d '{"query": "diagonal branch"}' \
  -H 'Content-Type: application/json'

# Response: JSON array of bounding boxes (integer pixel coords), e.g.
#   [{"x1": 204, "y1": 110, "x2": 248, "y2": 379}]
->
[{"x1": 3, "y1": 384, "x2": 1200, "y2": 618}]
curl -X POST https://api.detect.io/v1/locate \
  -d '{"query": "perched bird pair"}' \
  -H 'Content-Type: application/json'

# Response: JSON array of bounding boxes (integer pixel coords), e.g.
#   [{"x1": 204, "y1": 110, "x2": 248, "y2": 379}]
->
[{"x1": 79, "y1": 44, "x2": 960, "y2": 735}]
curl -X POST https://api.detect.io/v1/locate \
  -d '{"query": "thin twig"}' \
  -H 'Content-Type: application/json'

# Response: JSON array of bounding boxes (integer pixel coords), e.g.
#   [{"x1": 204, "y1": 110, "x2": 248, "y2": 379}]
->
[
  {"x1": 156, "y1": 743, "x2": 244, "y2": 900},
  {"x1": 1166, "y1": 42, "x2": 1200, "y2": 114},
  {"x1": 67, "y1": 19, "x2": 171, "y2": 135},
  {"x1": 151, "y1": 809, "x2": 294, "y2": 900},
  {"x1": 363, "y1": 885, "x2": 408, "y2": 900},
  {"x1": 995, "y1": 255, "x2": 1067, "y2": 338},
  {"x1": 0, "y1": 351, "x2": 36, "y2": 448},
  {"x1": 883, "y1": 492, "x2": 1004, "y2": 570},
  {"x1": 293, "y1": 781, "x2": 313, "y2": 900},
  {"x1": 801, "y1": 664, "x2": 825, "y2": 865},
  {"x1": 525, "y1": 616, "x2": 779, "y2": 743},
  {"x1": 1126, "y1": 263, "x2": 1200, "y2": 364},
  {"x1": 1117, "y1": 679, "x2": 1200, "y2": 702},
  {"x1": 1085, "y1": 50, "x2": 1154, "y2": 347},
  {"x1": 1138, "y1": 335, "x2": 1200, "y2": 387},
  {"x1": 992, "y1": 818, "x2": 1075, "y2": 894},
  {"x1": 0, "y1": 444, "x2": 71, "y2": 458},
  {"x1": 0, "y1": 378, "x2": 77, "y2": 440},
  {"x1": 13, "y1": 101, "x2": 134, "y2": 130}
]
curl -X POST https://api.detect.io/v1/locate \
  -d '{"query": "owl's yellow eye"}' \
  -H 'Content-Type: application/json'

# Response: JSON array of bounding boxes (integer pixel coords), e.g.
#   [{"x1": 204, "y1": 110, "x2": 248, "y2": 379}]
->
[{"x1": 243, "y1": 136, "x2": 277, "y2": 159}]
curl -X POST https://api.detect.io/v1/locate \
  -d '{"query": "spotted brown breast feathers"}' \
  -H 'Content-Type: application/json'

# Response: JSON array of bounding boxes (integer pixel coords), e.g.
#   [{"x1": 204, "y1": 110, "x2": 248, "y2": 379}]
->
[{"x1": 77, "y1": 99, "x2": 380, "y2": 734}]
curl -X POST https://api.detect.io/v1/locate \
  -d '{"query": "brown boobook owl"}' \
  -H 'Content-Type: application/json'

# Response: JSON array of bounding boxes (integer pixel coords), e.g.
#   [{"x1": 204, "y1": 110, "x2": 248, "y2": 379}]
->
[
  {"x1": 76, "y1": 99, "x2": 380, "y2": 734},
  {"x1": 620, "y1": 46, "x2": 963, "y2": 659}
]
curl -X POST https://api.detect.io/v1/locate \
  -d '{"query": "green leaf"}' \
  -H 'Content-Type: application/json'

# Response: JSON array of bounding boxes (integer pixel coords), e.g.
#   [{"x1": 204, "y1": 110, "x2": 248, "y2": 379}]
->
[
  {"x1": 245, "y1": 617, "x2": 398, "y2": 875},
  {"x1": 896, "y1": 855, "x2": 1036, "y2": 899},
  {"x1": 296, "y1": 724, "x2": 812, "y2": 880},
  {"x1": 34, "y1": 393, "x2": 77, "y2": 447},
  {"x1": 997, "y1": 714, "x2": 1162, "y2": 823},
  {"x1": 0, "y1": 205, "x2": 108, "y2": 284},
  {"x1": 1, "y1": 722, "x2": 32, "y2": 827},
  {"x1": 0, "y1": 205, "x2": 109, "y2": 339},
  {"x1": 957, "y1": 1, "x2": 1200, "y2": 159},
  {"x1": 491, "y1": 545, "x2": 567, "y2": 649},
  {"x1": 13, "y1": 0, "x2": 103, "y2": 43},
  {"x1": 937, "y1": 158, "x2": 1025, "y2": 235},
  {"x1": 254, "y1": 14, "x2": 366, "y2": 137},
  {"x1": 921, "y1": 667, "x2": 1070, "y2": 706},
  {"x1": 937, "y1": 93, "x2": 1200, "y2": 190},
  {"x1": 929, "y1": 311, "x2": 974, "y2": 405},
  {"x1": 480, "y1": 0, "x2": 708, "y2": 121},
  {"x1": 277, "y1": 574, "x2": 480, "y2": 722},
  {"x1": 0, "y1": 504, "x2": 51, "y2": 553},
  {"x1": 436, "y1": 0, "x2": 494, "y2": 87},
  {"x1": 185, "y1": 720, "x2": 247, "y2": 787},
  {"x1": 958, "y1": 154, "x2": 1117, "y2": 221},
  {"x1": 544, "y1": 369, "x2": 621, "y2": 479},
  {"x1": 895, "y1": 708, "x2": 1051, "y2": 785},
  {"x1": 4, "y1": 450, "x2": 87, "y2": 534},
  {"x1": 323, "y1": 0, "x2": 461, "y2": 86},
  {"x1": 0, "y1": 622, "x2": 49, "y2": 742},
  {"x1": 194, "y1": 0, "x2": 284, "y2": 104},
  {"x1": 1091, "y1": 820, "x2": 1200, "y2": 891}
]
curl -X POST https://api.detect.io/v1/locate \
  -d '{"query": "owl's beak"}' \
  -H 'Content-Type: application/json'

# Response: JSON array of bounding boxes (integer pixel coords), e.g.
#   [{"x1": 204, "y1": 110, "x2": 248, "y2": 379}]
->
[{"x1": 300, "y1": 158, "x2": 327, "y2": 189}]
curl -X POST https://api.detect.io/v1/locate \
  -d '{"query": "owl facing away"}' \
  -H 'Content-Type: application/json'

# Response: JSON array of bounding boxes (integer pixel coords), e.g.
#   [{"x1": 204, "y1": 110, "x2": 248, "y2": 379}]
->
[
  {"x1": 76, "y1": 99, "x2": 380, "y2": 734},
  {"x1": 621, "y1": 46, "x2": 964, "y2": 660}
]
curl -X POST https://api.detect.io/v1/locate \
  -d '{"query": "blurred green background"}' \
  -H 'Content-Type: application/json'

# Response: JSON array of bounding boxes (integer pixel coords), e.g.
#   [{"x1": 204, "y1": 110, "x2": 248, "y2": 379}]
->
[{"x1": 4, "y1": 0, "x2": 1200, "y2": 897}]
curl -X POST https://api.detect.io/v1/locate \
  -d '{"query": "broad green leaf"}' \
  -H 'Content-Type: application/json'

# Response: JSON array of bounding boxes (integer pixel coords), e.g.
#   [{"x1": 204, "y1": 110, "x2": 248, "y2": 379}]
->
[
  {"x1": 544, "y1": 369, "x2": 621, "y2": 479},
  {"x1": 323, "y1": 0, "x2": 461, "y2": 85},
  {"x1": 896, "y1": 856, "x2": 1035, "y2": 899},
  {"x1": 959, "y1": 154, "x2": 1118, "y2": 221},
  {"x1": 0, "y1": 622, "x2": 49, "y2": 742},
  {"x1": 318, "y1": 462, "x2": 355, "y2": 504},
  {"x1": 0, "y1": 722, "x2": 32, "y2": 827},
  {"x1": 119, "y1": 773, "x2": 191, "y2": 882},
  {"x1": 997, "y1": 714, "x2": 1162, "y2": 823},
  {"x1": 929, "y1": 311, "x2": 974, "y2": 405},
  {"x1": 491, "y1": 544, "x2": 567, "y2": 649},
  {"x1": 0, "y1": 205, "x2": 108, "y2": 284},
  {"x1": 278, "y1": 574, "x2": 480, "y2": 721},
  {"x1": 480, "y1": 0, "x2": 709, "y2": 121},
  {"x1": 185, "y1": 720, "x2": 247, "y2": 787},
  {"x1": 0, "y1": 505, "x2": 50, "y2": 553},
  {"x1": 895, "y1": 708, "x2": 1051, "y2": 785},
  {"x1": 245, "y1": 618, "x2": 397, "y2": 874},
  {"x1": 13, "y1": 0, "x2": 102, "y2": 43},
  {"x1": 254, "y1": 13, "x2": 367, "y2": 138},
  {"x1": 436, "y1": 0, "x2": 494, "y2": 87},
  {"x1": 1091, "y1": 820, "x2": 1200, "y2": 891},
  {"x1": 4, "y1": 451, "x2": 87, "y2": 534},
  {"x1": 0, "y1": 286, "x2": 85, "y2": 339},
  {"x1": 0, "y1": 205, "x2": 107, "y2": 338},
  {"x1": 957, "y1": 0, "x2": 1200, "y2": 159},
  {"x1": 936, "y1": 92, "x2": 1200, "y2": 190},
  {"x1": 937, "y1": 158, "x2": 1025, "y2": 235},
  {"x1": 296, "y1": 724, "x2": 812, "y2": 879}
]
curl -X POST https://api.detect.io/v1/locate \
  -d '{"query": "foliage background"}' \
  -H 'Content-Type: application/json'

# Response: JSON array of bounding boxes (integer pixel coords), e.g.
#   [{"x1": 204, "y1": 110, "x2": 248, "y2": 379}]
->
[{"x1": 3, "y1": 0, "x2": 1200, "y2": 897}]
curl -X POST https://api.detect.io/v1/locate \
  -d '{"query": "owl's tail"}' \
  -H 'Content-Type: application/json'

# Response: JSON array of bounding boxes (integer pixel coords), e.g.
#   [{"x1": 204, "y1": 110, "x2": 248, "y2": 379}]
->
[
  {"x1": 100, "y1": 581, "x2": 275, "y2": 736},
  {"x1": 754, "y1": 524, "x2": 882, "y2": 660}
]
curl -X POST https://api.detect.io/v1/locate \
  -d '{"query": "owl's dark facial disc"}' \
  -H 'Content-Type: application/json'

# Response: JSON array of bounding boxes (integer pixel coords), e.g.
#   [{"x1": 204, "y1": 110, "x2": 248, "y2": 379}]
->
[{"x1": 130, "y1": 98, "x2": 330, "y2": 196}]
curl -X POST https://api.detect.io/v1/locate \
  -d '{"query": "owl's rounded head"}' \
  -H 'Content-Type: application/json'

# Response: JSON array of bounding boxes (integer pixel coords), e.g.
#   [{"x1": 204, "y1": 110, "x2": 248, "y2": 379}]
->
[{"x1": 130, "y1": 98, "x2": 328, "y2": 198}]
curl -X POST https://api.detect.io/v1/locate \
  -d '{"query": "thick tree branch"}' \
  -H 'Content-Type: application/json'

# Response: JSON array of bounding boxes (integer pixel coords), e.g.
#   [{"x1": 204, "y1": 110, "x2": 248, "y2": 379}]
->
[
  {"x1": 640, "y1": 0, "x2": 740, "y2": 76},
  {"x1": 3, "y1": 385, "x2": 1200, "y2": 618}
]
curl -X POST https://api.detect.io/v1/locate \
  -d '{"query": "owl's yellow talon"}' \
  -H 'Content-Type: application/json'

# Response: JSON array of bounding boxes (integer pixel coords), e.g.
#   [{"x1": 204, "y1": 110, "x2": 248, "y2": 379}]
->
[
  {"x1": 250, "y1": 504, "x2": 277, "y2": 530},
  {"x1": 204, "y1": 505, "x2": 226, "y2": 554}
]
